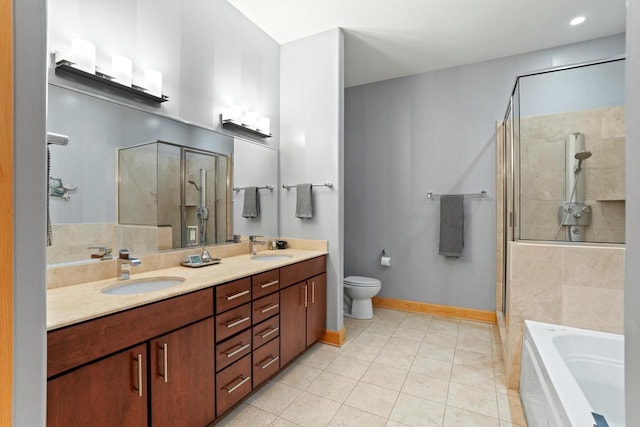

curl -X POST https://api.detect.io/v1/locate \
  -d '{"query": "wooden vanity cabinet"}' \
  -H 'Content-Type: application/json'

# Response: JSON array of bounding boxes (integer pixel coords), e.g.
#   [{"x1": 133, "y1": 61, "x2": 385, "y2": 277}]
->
[
  {"x1": 150, "y1": 317, "x2": 215, "y2": 427},
  {"x1": 47, "y1": 288, "x2": 215, "y2": 427},
  {"x1": 47, "y1": 343, "x2": 148, "y2": 427},
  {"x1": 279, "y1": 256, "x2": 327, "y2": 366},
  {"x1": 47, "y1": 255, "x2": 327, "y2": 425}
]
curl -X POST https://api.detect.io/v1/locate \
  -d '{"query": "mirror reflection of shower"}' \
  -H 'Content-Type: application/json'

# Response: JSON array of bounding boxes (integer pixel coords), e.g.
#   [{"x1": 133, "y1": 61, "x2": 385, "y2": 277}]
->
[
  {"x1": 194, "y1": 169, "x2": 209, "y2": 245},
  {"x1": 555, "y1": 132, "x2": 592, "y2": 241}
]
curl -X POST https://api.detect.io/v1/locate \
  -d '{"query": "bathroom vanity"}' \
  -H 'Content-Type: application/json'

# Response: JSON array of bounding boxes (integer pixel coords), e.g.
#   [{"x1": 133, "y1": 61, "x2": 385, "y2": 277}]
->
[{"x1": 46, "y1": 250, "x2": 327, "y2": 426}]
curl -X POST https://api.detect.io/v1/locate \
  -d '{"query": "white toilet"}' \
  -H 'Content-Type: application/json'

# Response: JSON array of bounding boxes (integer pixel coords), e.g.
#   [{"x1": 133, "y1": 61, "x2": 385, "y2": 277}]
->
[{"x1": 343, "y1": 276, "x2": 382, "y2": 319}]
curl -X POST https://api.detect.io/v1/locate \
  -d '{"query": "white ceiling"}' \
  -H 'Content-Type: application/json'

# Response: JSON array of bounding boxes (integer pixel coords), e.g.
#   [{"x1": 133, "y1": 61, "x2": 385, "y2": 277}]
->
[{"x1": 226, "y1": 0, "x2": 626, "y2": 87}]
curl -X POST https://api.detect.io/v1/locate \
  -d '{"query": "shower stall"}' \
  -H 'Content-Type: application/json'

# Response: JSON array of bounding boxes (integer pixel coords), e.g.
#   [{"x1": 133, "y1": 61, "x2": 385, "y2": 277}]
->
[
  {"x1": 118, "y1": 141, "x2": 231, "y2": 250},
  {"x1": 495, "y1": 56, "x2": 627, "y2": 392}
]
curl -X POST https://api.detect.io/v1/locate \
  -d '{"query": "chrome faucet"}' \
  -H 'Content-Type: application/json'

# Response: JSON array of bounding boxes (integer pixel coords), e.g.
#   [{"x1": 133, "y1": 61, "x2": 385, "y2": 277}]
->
[
  {"x1": 117, "y1": 249, "x2": 141, "y2": 280},
  {"x1": 249, "y1": 235, "x2": 265, "y2": 255}
]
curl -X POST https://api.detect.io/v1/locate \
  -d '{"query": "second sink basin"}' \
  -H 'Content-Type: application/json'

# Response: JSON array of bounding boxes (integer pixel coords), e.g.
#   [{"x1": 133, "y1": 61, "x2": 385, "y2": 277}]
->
[
  {"x1": 251, "y1": 254, "x2": 293, "y2": 262},
  {"x1": 101, "y1": 277, "x2": 185, "y2": 295}
]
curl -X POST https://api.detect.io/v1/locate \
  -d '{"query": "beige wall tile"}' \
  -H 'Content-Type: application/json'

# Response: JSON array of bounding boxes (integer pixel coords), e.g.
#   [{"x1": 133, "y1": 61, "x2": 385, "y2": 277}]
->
[
  {"x1": 563, "y1": 246, "x2": 624, "y2": 289},
  {"x1": 508, "y1": 244, "x2": 563, "y2": 324},
  {"x1": 562, "y1": 285, "x2": 624, "y2": 333}
]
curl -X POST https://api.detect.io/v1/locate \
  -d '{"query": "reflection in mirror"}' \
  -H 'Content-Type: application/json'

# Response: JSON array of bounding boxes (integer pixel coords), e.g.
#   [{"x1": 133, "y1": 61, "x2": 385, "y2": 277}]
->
[
  {"x1": 47, "y1": 84, "x2": 234, "y2": 266},
  {"x1": 118, "y1": 142, "x2": 230, "y2": 250}
]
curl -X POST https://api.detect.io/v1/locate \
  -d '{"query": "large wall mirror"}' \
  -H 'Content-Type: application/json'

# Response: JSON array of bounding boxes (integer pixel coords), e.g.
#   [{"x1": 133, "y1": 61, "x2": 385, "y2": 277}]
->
[{"x1": 47, "y1": 84, "x2": 277, "y2": 266}]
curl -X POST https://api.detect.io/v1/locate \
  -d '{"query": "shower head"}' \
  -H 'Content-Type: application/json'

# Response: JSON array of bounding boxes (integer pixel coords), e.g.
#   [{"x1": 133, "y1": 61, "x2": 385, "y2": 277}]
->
[{"x1": 574, "y1": 151, "x2": 592, "y2": 173}]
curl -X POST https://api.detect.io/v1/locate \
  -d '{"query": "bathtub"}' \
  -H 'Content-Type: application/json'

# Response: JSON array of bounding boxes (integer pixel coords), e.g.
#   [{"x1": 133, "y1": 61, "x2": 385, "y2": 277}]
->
[{"x1": 520, "y1": 320, "x2": 625, "y2": 427}]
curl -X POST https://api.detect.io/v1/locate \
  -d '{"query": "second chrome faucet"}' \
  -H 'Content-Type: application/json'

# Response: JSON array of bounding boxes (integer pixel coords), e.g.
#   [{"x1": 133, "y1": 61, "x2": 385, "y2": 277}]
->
[
  {"x1": 117, "y1": 248, "x2": 142, "y2": 280},
  {"x1": 249, "y1": 235, "x2": 266, "y2": 255}
]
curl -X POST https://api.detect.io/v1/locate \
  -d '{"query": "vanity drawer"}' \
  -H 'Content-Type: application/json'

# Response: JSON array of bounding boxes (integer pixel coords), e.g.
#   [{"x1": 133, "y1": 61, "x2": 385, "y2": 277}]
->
[
  {"x1": 280, "y1": 256, "x2": 326, "y2": 289},
  {"x1": 216, "y1": 354, "x2": 252, "y2": 416},
  {"x1": 253, "y1": 315, "x2": 280, "y2": 350},
  {"x1": 216, "y1": 329, "x2": 252, "y2": 372},
  {"x1": 215, "y1": 303, "x2": 251, "y2": 343},
  {"x1": 216, "y1": 278, "x2": 251, "y2": 313},
  {"x1": 252, "y1": 292, "x2": 280, "y2": 325},
  {"x1": 252, "y1": 337, "x2": 280, "y2": 388},
  {"x1": 252, "y1": 269, "x2": 280, "y2": 299}
]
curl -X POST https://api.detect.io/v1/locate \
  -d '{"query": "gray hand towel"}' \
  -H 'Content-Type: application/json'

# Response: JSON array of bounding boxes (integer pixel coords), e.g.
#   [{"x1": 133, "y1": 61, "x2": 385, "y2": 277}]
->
[
  {"x1": 241, "y1": 186, "x2": 260, "y2": 218},
  {"x1": 439, "y1": 195, "x2": 464, "y2": 258},
  {"x1": 295, "y1": 183, "x2": 313, "y2": 219}
]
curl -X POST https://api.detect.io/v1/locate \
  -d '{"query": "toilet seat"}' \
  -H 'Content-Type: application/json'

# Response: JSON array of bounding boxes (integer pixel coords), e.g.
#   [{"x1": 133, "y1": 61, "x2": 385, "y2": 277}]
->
[{"x1": 344, "y1": 276, "x2": 381, "y2": 287}]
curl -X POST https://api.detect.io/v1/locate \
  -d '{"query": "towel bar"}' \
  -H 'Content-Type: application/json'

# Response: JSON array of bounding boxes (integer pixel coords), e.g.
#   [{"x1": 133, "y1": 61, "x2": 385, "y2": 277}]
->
[
  {"x1": 233, "y1": 185, "x2": 274, "y2": 193},
  {"x1": 427, "y1": 190, "x2": 487, "y2": 199},
  {"x1": 282, "y1": 183, "x2": 333, "y2": 190}
]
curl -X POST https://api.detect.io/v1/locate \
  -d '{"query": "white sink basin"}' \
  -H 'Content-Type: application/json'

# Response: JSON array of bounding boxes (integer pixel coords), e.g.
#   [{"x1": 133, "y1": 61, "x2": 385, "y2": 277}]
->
[
  {"x1": 251, "y1": 254, "x2": 293, "y2": 262},
  {"x1": 101, "y1": 277, "x2": 185, "y2": 295}
]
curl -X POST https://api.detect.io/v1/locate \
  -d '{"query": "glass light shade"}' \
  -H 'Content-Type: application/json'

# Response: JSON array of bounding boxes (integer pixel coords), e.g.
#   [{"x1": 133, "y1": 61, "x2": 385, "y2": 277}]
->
[
  {"x1": 229, "y1": 105, "x2": 243, "y2": 123},
  {"x1": 243, "y1": 111, "x2": 258, "y2": 129},
  {"x1": 257, "y1": 117, "x2": 271, "y2": 134},
  {"x1": 111, "y1": 56, "x2": 132, "y2": 87},
  {"x1": 71, "y1": 39, "x2": 96, "y2": 74},
  {"x1": 144, "y1": 69, "x2": 163, "y2": 97}
]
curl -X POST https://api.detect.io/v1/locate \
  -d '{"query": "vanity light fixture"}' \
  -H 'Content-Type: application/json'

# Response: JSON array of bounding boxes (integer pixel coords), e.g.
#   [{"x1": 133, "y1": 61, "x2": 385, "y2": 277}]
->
[
  {"x1": 57, "y1": 38, "x2": 168, "y2": 102},
  {"x1": 570, "y1": 15, "x2": 586, "y2": 26},
  {"x1": 221, "y1": 105, "x2": 272, "y2": 138}
]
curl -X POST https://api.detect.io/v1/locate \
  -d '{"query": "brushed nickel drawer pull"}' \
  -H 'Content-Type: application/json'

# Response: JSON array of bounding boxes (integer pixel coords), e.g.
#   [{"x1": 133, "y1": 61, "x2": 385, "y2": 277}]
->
[
  {"x1": 258, "y1": 303, "x2": 279, "y2": 314},
  {"x1": 304, "y1": 285, "x2": 308, "y2": 307},
  {"x1": 258, "y1": 355, "x2": 279, "y2": 369},
  {"x1": 312, "y1": 281, "x2": 315, "y2": 304},
  {"x1": 225, "y1": 375, "x2": 251, "y2": 394},
  {"x1": 159, "y1": 343, "x2": 168, "y2": 383},
  {"x1": 260, "y1": 280, "x2": 279, "y2": 289},
  {"x1": 225, "y1": 289, "x2": 250, "y2": 301},
  {"x1": 224, "y1": 316, "x2": 250, "y2": 329},
  {"x1": 258, "y1": 327, "x2": 279, "y2": 339},
  {"x1": 134, "y1": 353, "x2": 143, "y2": 397},
  {"x1": 224, "y1": 342, "x2": 250, "y2": 358}
]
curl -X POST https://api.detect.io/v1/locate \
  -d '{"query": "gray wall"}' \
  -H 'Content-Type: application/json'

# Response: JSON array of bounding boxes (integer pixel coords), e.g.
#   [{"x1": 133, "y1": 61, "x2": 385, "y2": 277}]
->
[
  {"x1": 48, "y1": 0, "x2": 280, "y2": 148},
  {"x1": 519, "y1": 58, "x2": 625, "y2": 117},
  {"x1": 233, "y1": 138, "x2": 279, "y2": 237},
  {"x1": 279, "y1": 28, "x2": 344, "y2": 332},
  {"x1": 625, "y1": 1, "x2": 640, "y2": 424},
  {"x1": 13, "y1": 0, "x2": 47, "y2": 425},
  {"x1": 345, "y1": 34, "x2": 625, "y2": 312}
]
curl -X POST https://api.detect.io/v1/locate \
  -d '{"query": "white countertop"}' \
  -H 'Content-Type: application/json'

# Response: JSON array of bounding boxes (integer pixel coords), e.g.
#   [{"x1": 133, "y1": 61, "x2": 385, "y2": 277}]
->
[{"x1": 47, "y1": 249, "x2": 327, "y2": 331}]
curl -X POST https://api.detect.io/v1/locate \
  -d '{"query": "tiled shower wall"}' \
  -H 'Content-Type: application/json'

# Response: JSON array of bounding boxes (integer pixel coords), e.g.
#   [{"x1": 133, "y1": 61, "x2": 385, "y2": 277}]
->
[
  {"x1": 502, "y1": 241, "x2": 624, "y2": 388},
  {"x1": 519, "y1": 106, "x2": 625, "y2": 243}
]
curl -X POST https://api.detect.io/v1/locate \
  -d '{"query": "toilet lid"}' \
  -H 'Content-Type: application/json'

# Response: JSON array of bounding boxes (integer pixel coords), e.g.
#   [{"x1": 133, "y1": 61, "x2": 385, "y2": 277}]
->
[{"x1": 344, "y1": 276, "x2": 381, "y2": 287}]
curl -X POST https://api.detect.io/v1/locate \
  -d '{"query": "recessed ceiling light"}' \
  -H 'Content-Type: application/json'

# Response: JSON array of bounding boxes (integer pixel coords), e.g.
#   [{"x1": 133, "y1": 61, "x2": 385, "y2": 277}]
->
[{"x1": 570, "y1": 16, "x2": 587, "y2": 26}]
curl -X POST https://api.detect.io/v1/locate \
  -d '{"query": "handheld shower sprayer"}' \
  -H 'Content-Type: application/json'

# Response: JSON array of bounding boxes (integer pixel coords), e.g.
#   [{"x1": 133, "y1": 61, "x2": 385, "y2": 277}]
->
[{"x1": 574, "y1": 151, "x2": 592, "y2": 174}]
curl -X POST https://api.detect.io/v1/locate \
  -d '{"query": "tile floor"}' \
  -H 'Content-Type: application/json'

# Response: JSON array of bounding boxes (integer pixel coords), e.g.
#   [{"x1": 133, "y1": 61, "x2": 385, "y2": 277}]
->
[{"x1": 213, "y1": 308, "x2": 527, "y2": 427}]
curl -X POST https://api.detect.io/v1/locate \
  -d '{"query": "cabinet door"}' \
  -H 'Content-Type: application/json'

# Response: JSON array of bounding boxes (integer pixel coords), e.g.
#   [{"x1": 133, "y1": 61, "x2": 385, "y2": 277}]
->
[
  {"x1": 151, "y1": 317, "x2": 215, "y2": 427},
  {"x1": 279, "y1": 283, "x2": 307, "y2": 366},
  {"x1": 306, "y1": 273, "x2": 327, "y2": 346},
  {"x1": 47, "y1": 344, "x2": 147, "y2": 427}
]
